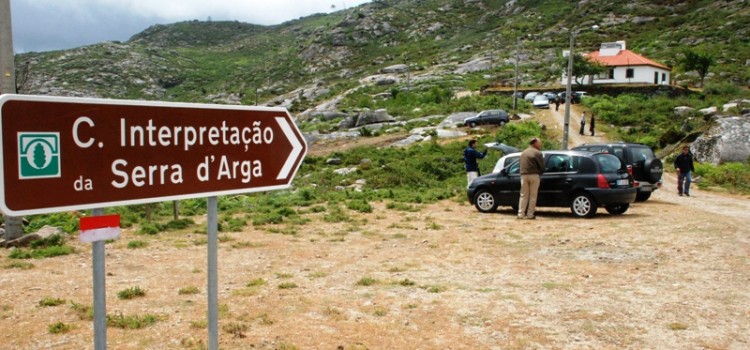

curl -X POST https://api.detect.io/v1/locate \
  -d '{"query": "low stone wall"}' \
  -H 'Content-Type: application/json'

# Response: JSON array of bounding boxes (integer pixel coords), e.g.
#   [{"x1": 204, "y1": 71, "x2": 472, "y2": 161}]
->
[{"x1": 482, "y1": 84, "x2": 693, "y2": 98}]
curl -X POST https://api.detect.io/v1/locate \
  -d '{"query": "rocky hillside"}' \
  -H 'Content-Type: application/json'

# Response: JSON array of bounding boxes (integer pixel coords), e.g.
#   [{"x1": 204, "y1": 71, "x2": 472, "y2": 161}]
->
[{"x1": 13, "y1": 0, "x2": 750, "y2": 114}]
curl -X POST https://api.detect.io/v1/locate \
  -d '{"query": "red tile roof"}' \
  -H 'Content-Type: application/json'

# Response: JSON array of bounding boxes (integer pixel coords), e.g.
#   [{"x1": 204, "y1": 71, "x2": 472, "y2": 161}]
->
[{"x1": 587, "y1": 49, "x2": 671, "y2": 70}]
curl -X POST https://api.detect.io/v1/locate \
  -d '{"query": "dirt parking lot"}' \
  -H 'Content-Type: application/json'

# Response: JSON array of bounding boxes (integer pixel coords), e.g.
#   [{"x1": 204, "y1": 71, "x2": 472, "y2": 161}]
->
[{"x1": 1, "y1": 171, "x2": 749, "y2": 349}]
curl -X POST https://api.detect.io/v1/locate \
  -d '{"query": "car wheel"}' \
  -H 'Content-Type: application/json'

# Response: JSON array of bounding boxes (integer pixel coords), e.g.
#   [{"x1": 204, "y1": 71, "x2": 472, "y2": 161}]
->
[
  {"x1": 605, "y1": 203, "x2": 629, "y2": 215},
  {"x1": 570, "y1": 192, "x2": 597, "y2": 218},
  {"x1": 635, "y1": 192, "x2": 651, "y2": 202},
  {"x1": 499, "y1": 121, "x2": 506, "y2": 127},
  {"x1": 473, "y1": 189, "x2": 498, "y2": 213},
  {"x1": 470, "y1": 122, "x2": 477, "y2": 128}
]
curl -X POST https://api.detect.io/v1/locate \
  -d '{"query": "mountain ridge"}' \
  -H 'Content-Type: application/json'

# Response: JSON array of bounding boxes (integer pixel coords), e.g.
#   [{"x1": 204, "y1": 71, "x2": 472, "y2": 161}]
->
[{"x1": 14, "y1": 0, "x2": 750, "y2": 113}]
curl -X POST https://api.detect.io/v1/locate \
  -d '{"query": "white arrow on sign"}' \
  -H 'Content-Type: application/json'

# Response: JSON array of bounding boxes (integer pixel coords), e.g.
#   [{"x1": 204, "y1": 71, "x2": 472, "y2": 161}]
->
[{"x1": 275, "y1": 116, "x2": 304, "y2": 180}]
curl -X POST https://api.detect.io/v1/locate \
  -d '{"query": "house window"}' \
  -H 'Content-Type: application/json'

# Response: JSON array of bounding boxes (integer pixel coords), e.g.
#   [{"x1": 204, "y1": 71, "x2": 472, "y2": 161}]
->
[
  {"x1": 662, "y1": 73, "x2": 666, "y2": 82},
  {"x1": 609, "y1": 69, "x2": 615, "y2": 79},
  {"x1": 599, "y1": 69, "x2": 614, "y2": 79},
  {"x1": 626, "y1": 68, "x2": 634, "y2": 79}
]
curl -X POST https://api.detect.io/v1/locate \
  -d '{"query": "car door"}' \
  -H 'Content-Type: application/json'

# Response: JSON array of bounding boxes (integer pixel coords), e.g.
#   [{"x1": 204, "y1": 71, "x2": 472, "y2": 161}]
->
[
  {"x1": 487, "y1": 110, "x2": 500, "y2": 124},
  {"x1": 496, "y1": 160, "x2": 522, "y2": 205},
  {"x1": 539, "y1": 154, "x2": 578, "y2": 206}
]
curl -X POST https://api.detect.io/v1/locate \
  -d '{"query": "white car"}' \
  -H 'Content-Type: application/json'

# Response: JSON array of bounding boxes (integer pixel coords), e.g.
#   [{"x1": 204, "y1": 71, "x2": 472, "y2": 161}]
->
[
  {"x1": 523, "y1": 92, "x2": 540, "y2": 101},
  {"x1": 532, "y1": 94, "x2": 550, "y2": 108},
  {"x1": 491, "y1": 152, "x2": 521, "y2": 174}
]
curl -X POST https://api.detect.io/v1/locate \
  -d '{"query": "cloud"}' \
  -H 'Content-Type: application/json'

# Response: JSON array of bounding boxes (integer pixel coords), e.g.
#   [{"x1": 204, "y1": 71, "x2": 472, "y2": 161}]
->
[{"x1": 11, "y1": 0, "x2": 371, "y2": 52}]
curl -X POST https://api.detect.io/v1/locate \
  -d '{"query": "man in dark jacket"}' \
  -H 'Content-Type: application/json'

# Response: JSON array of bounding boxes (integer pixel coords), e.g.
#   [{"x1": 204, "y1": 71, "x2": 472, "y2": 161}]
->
[
  {"x1": 674, "y1": 145, "x2": 695, "y2": 196},
  {"x1": 518, "y1": 137, "x2": 545, "y2": 219},
  {"x1": 464, "y1": 139, "x2": 487, "y2": 188}
]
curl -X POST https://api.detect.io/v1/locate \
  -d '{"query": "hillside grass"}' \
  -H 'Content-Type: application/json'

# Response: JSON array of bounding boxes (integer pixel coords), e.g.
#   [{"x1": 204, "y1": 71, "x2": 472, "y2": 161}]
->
[{"x1": 581, "y1": 85, "x2": 749, "y2": 148}]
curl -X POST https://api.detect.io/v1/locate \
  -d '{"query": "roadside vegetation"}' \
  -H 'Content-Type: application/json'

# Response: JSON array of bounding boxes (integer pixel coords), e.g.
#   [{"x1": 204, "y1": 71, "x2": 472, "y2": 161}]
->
[{"x1": 581, "y1": 82, "x2": 750, "y2": 194}]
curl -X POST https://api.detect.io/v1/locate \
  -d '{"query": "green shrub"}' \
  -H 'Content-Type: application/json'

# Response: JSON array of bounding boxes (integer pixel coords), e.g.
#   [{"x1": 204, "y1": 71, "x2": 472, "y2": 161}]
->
[
  {"x1": 347, "y1": 199, "x2": 373, "y2": 213},
  {"x1": 48, "y1": 322, "x2": 73, "y2": 334},
  {"x1": 178, "y1": 286, "x2": 200, "y2": 295},
  {"x1": 9, "y1": 245, "x2": 74, "y2": 259},
  {"x1": 25, "y1": 213, "x2": 79, "y2": 234},
  {"x1": 107, "y1": 313, "x2": 159, "y2": 329},
  {"x1": 694, "y1": 162, "x2": 750, "y2": 194},
  {"x1": 702, "y1": 82, "x2": 740, "y2": 96},
  {"x1": 356, "y1": 277, "x2": 378, "y2": 286},
  {"x1": 127, "y1": 240, "x2": 148, "y2": 249},
  {"x1": 117, "y1": 286, "x2": 146, "y2": 300},
  {"x1": 163, "y1": 218, "x2": 195, "y2": 230},
  {"x1": 39, "y1": 297, "x2": 66, "y2": 307},
  {"x1": 3, "y1": 261, "x2": 34, "y2": 269},
  {"x1": 278, "y1": 282, "x2": 298, "y2": 289},
  {"x1": 138, "y1": 223, "x2": 160, "y2": 235},
  {"x1": 246, "y1": 278, "x2": 267, "y2": 287}
]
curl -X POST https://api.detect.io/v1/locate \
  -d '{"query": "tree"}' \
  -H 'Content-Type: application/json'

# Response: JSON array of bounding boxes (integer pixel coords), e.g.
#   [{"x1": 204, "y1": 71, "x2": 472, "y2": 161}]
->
[
  {"x1": 560, "y1": 53, "x2": 607, "y2": 86},
  {"x1": 680, "y1": 49, "x2": 714, "y2": 87},
  {"x1": 33, "y1": 142, "x2": 46, "y2": 169}
]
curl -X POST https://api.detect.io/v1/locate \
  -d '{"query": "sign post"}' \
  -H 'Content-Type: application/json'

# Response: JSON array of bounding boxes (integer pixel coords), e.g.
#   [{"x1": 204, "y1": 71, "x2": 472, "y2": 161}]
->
[
  {"x1": 0, "y1": 95, "x2": 307, "y2": 349},
  {"x1": 79, "y1": 212, "x2": 121, "y2": 350},
  {"x1": 207, "y1": 196, "x2": 219, "y2": 350}
]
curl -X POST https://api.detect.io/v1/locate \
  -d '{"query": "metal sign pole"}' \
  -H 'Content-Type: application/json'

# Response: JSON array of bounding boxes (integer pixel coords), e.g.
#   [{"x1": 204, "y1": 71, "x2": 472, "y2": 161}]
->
[
  {"x1": 91, "y1": 208, "x2": 107, "y2": 350},
  {"x1": 207, "y1": 196, "x2": 219, "y2": 350},
  {"x1": 563, "y1": 30, "x2": 575, "y2": 150}
]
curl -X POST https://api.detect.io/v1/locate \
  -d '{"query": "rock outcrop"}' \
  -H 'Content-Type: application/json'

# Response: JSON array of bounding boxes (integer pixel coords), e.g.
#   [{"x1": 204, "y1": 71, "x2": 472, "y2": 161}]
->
[
  {"x1": 691, "y1": 114, "x2": 750, "y2": 164},
  {"x1": 354, "y1": 109, "x2": 396, "y2": 127}
]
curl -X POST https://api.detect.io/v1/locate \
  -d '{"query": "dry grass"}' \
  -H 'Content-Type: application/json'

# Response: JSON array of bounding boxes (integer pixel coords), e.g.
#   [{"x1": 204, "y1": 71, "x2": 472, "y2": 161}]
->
[{"x1": 1, "y1": 192, "x2": 749, "y2": 349}]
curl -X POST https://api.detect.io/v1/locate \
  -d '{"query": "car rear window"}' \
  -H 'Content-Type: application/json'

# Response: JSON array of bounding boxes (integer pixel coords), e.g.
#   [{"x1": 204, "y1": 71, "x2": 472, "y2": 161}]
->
[
  {"x1": 628, "y1": 147, "x2": 655, "y2": 163},
  {"x1": 594, "y1": 154, "x2": 623, "y2": 173}
]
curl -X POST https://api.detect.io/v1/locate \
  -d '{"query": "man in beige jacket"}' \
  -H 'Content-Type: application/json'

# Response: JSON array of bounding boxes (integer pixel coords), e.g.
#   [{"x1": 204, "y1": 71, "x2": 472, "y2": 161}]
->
[{"x1": 518, "y1": 137, "x2": 545, "y2": 219}]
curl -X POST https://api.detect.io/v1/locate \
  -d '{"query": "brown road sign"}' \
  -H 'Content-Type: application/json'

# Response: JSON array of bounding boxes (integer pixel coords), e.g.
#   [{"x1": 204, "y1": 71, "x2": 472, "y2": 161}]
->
[{"x1": 0, "y1": 94, "x2": 307, "y2": 216}]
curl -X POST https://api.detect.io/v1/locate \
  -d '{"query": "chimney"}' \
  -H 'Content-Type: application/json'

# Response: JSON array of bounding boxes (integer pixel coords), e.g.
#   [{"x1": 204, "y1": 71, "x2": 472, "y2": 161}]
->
[{"x1": 599, "y1": 41, "x2": 625, "y2": 57}]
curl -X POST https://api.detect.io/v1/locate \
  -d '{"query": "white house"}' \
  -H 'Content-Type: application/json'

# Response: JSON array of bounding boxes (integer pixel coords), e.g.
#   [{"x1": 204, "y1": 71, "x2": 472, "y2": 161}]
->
[{"x1": 562, "y1": 41, "x2": 671, "y2": 85}]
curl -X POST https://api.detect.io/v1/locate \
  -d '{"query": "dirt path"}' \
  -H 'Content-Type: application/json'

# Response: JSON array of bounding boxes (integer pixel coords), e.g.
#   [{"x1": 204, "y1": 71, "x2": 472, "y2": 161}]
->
[{"x1": 538, "y1": 103, "x2": 606, "y2": 149}]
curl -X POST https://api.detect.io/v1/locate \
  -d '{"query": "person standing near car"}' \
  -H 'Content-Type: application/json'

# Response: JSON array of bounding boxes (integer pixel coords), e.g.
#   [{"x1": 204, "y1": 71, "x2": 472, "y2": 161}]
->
[
  {"x1": 674, "y1": 145, "x2": 695, "y2": 196},
  {"x1": 589, "y1": 113, "x2": 596, "y2": 136},
  {"x1": 464, "y1": 139, "x2": 487, "y2": 188},
  {"x1": 518, "y1": 138, "x2": 544, "y2": 219},
  {"x1": 579, "y1": 112, "x2": 586, "y2": 135},
  {"x1": 554, "y1": 96, "x2": 560, "y2": 111}
]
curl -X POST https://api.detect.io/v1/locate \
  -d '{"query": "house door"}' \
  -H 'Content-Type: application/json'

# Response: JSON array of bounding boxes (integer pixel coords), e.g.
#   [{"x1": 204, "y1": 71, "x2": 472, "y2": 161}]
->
[{"x1": 654, "y1": 72, "x2": 659, "y2": 84}]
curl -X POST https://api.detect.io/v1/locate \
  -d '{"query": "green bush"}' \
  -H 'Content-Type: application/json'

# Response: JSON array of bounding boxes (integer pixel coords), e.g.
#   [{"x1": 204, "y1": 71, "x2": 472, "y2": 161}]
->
[
  {"x1": 48, "y1": 322, "x2": 73, "y2": 334},
  {"x1": 117, "y1": 286, "x2": 147, "y2": 300},
  {"x1": 127, "y1": 240, "x2": 148, "y2": 249},
  {"x1": 107, "y1": 313, "x2": 159, "y2": 329},
  {"x1": 138, "y1": 223, "x2": 160, "y2": 235},
  {"x1": 163, "y1": 218, "x2": 195, "y2": 230},
  {"x1": 702, "y1": 82, "x2": 741, "y2": 96},
  {"x1": 9, "y1": 245, "x2": 74, "y2": 259},
  {"x1": 347, "y1": 199, "x2": 373, "y2": 213},
  {"x1": 24, "y1": 213, "x2": 79, "y2": 234},
  {"x1": 39, "y1": 297, "x2": 66, "y2": 307},
  {"x1": 694, "y1": 162, "x2": 750, "y2": 194}
]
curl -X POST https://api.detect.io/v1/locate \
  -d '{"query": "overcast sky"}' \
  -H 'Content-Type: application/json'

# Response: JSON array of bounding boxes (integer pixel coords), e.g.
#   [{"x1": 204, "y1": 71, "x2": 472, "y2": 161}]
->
[{"x1": 11, "y1": 0, "x2": 372, "y2": 53}]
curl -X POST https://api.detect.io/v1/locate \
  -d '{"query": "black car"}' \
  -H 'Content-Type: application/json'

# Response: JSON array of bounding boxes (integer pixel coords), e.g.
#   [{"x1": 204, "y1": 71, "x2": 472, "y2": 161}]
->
[
  {"x1": 467, "y1": 150, "x2": 636, "y2": 218},
  {"x1": 572, "y1": 142, "x2": 662, "y2": 201},
  {"x1": 557, "y1": 91, "x2": 581, "y2": 104},
  {"x1": 463, "y1": 109, "x2": 510, "y2": 127}
]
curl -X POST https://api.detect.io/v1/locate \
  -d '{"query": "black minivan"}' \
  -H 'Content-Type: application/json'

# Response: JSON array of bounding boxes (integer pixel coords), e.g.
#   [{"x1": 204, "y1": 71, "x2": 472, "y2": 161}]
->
[{"x1": 467, "y1": 150, "x2": 636, "y2": 218}]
